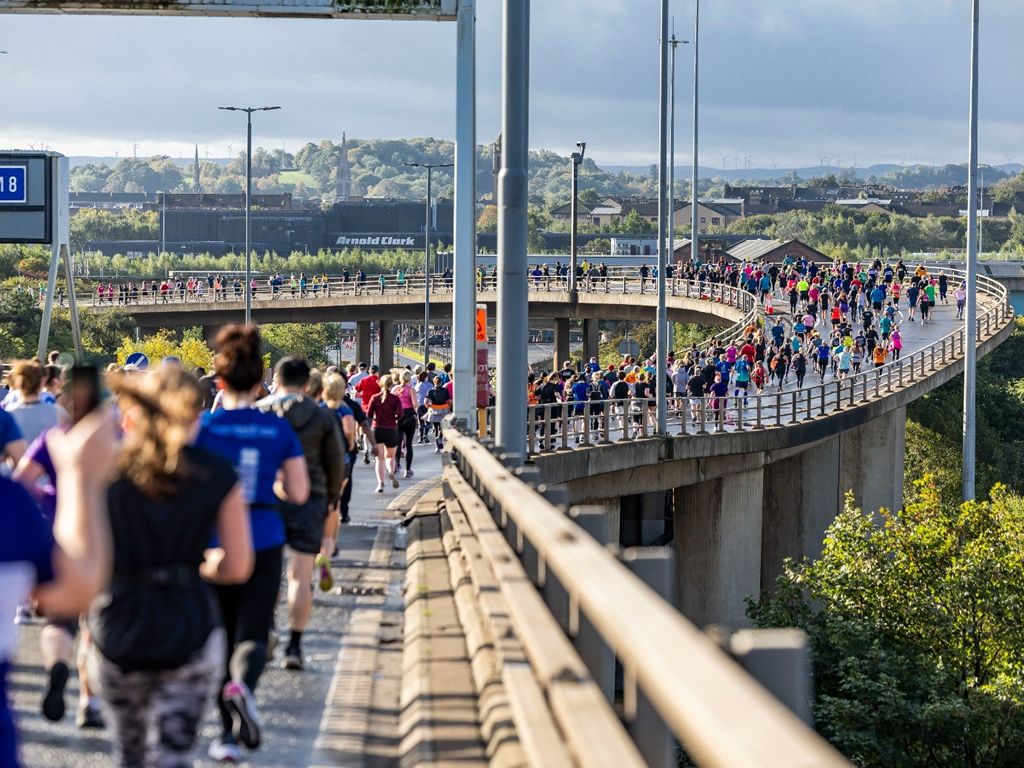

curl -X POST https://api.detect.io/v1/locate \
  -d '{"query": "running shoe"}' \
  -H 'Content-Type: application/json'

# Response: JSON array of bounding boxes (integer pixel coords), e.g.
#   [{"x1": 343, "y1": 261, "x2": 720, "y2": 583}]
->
[
  {"x1": 282, "y1": 647, "x2": 304, "y2": 671},
  {"x1": 14, "y1": 604, "x2": 33, "y2": 625},
  {"x1": 208, "y1": 738, "x2": 242, "y2": 763},
  {"x1": 76, "y1": 703, "x2": 105, "y2": 730},
  {"x1": 403, "y1": 469, "x2": 414, "y2": 479},
  {"x1": 375, "y1": 484, "x2": 384, "y2": 493},
  {"x1": 315, "y1": 554, "x2": 333, "y2": 592},
  {"x1": 42, "y1": 662, "x2": 69, "y2": 722},
  {"x1": 222, "y1": 680, "x2": 262, "y2": 749},
  {"x1": 363, "y1": 452, "x2": 370, "y2": 465},
  {"x1": 389, "y1": 472, "x2": 399, "y2": 489}
]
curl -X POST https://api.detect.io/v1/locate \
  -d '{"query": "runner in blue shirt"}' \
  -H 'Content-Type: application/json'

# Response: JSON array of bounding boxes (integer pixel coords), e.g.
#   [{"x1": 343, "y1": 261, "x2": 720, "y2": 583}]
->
[
  {"x1": 194, "y1": 325, "x2": 309, "y2": 764},
  {"x1": 816, "y1": 340, "x2": 831, "y2": 381}
]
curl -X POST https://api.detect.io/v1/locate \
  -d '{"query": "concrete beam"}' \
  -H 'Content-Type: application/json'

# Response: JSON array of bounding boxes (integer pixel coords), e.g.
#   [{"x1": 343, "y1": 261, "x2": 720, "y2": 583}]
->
[
  {"x1": 583, "y1": 318, "x2": 600, "y2": 363},
  {"x1": 674, "y1": 467, "x2": 764, "y2": 629},
  {"x1": 356, "y1": 321, "x2": 372, "y2": 366},
  {"x1": 553, "y1": 317, "x2": 571, "y2": 371},
  {"x1": 379, "y1": 319, "x2": 395, "y2": 372}
]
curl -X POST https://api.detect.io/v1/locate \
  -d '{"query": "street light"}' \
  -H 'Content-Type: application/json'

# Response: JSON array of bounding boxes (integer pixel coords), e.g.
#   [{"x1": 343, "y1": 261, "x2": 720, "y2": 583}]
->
[
  {"x1": 667, "y1": 29, "x2": 690, "y2": 353},
  {"x1": 655, "y1": 0, "x2": 670, "y2": 435},
  {"x1": 690, "y1": 0, "x2": 701, "y2": 266},
  {"x1": 569, "y1": 141, "x2": 585, "y2": 293},
  {"x1": 962, "y1": 0, "x2": 980, "y2": 501},
  {"x1": 218, "y1": 105, "x2": 281, "y2": 325},
  {"x1": 404, "y1": 161, "x2": 453, "y2": 367}
]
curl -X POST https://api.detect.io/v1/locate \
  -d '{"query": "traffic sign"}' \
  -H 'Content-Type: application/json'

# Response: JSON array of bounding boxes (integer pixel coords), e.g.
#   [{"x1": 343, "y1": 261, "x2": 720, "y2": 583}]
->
[
  {"x1": 618, "y1": 339, "x2": 640, "y2": 357},
  {"x1": 476, "y1": 303, "x2": 487, "y2": 342},
  {"x1": 125, "y1": 352, "x2": 149, "y2": 370},
  {"x1": 0, "y1": 166, "x2": 26, "y2": 203}
]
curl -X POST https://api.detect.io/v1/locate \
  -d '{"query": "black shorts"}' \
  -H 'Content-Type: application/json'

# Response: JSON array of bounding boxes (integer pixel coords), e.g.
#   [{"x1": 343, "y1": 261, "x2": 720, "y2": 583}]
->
[
  {"x1": 374, "y1": 427, "x2": 401, "y2": 449},
  {"x1": 280, "y1": 494, "x2": 328, "y2": 554}
]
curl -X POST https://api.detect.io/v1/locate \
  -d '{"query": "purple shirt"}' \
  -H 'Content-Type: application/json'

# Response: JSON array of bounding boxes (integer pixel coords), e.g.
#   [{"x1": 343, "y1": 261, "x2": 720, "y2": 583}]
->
[{"x1": 23, "y1": 430, "x2": 57, "y2": 522}]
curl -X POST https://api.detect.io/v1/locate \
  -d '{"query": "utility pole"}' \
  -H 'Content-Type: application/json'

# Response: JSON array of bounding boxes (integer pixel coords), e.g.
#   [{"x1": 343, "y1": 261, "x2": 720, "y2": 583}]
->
[
  {"x1": 218, "y1": 105, "x2": 281, "y2": 325},
  {"x1": 405, "y1": 161, "x2": 454, "y2": 368},
  {"x1": 495, "y1": 0, "x2": 530, "y2": 459},
  {"x1": 962, "y1": 0, "x2": 980, "y2": 501},
  {"x1": 655, "y1": 0, "x2": 670, "y2": 435},
  {"x1": 668, "y1": 29, "x2": 689, "y2": 351},
  {"x1": 569, "y1": 141, "x2": 586, "y2": 293},
  {"x1": 690, "y1": 0, "x2": 701, "y2": 266}
]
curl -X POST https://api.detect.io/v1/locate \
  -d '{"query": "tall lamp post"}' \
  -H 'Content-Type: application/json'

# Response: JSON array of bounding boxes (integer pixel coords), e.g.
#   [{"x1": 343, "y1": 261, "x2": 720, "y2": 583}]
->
[
  {"x1": 218, "y1": 105, "x2": 281, "y2": 325},
  {"x1": 655, "y1": 0, "x2": 670, "y2": 435},
  {"x1": 405, "y1": 161, "x2": 454, "y2": 367},
  {"x1": 569, "y1": 141, "x2": 585, "y2": 293},
  {"x1": 690, "y1": 0, "x2": 701, "y2": 266},
  {"x1": 667, "y1": 30, "x2": 689, "y2": 349},
  {"x1": 962, "y1": 0, "x2": 980, "y2": 501}
]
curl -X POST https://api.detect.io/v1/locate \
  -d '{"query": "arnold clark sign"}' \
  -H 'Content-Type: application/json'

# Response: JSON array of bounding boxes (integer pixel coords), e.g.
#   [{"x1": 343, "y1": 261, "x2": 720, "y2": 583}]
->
[
  {"x1": 336, "y1": 234, "x2": 418, "y2": 248},
  {"x1": 0, "y1": 0, "x2": 457, "y2": 19}
]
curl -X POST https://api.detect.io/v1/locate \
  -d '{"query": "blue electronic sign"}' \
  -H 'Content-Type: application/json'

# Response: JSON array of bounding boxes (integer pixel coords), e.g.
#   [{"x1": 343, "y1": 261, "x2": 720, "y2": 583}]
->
[{"x1": 0, "y1": 166, "x2": 26, "y2": 204}]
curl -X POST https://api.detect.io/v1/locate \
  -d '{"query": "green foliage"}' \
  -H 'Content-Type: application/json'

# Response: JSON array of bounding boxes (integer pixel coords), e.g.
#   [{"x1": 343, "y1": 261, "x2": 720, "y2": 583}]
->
[
  {"x1": 71, "y1": 208, "x2": 160, "y2": 251},
  {"x1": 260, "y1": 323, "x2": 337, "y2": 368},
  {"x1": 749, "y1": 481, "x2": 1024, "y2": 767},
  {"x1": 907, "y1": 318, "x2": 1024, "y2": 498}
]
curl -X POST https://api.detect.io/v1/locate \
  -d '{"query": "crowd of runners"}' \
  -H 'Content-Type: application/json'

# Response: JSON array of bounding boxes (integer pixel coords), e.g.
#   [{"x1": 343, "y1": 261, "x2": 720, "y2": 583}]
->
[
  {"x1": 525, "y1": 257, "x2": 965, "y2": 438},
  {"x1": 0, "y1": 332, "x2": 456, "y2": 767}
]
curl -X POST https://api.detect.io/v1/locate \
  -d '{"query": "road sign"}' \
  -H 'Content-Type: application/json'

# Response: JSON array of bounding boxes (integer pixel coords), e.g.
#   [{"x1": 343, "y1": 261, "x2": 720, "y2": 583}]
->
[
  {"x1": 0, "y1": 152, "x2": 55, "y2": 244},
  {"x1": 618, "y1": 339, "x2": 640, "y2": 357},
  {"x1": 476, "y1": 303, "x2": 487, "y2": 342},
  {"x1": 125, "y1": 352, "x2": 149, "y2": 370},
  {"x1": 0, "y1": 166, "x2": 26, "y2": 203}
]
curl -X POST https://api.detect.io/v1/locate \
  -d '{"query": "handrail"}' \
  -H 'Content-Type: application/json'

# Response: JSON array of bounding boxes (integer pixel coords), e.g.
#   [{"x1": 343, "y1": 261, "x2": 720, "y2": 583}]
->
[{"x1": 444, "y1": 429, "x2": 849, "y2": 767}]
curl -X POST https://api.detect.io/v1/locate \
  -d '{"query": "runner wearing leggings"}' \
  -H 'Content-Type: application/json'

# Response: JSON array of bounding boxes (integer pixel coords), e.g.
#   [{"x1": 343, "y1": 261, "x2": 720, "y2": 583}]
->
[
  {"x1": 196, "y1": 325, "x2": 310, "y2": 764},
  {"x1": 392, "y1": 370, "x2": 419, "y2": 478}
]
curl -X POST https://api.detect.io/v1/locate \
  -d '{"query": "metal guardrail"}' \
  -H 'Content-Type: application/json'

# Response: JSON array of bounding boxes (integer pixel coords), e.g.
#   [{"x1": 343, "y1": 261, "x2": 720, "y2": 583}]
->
[
  {"x1": 476, "y1": 268, "x2": 1012, "y2": 454},
  {"x1": 442, "y1": 429, "x2": 850, "y2": 767}
]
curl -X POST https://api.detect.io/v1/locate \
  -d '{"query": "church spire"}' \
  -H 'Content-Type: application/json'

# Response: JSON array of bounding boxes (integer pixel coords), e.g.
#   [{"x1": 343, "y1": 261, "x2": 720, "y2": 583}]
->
[{"x1": 192, "y1": 145, "x2": 202, "y2": 193}]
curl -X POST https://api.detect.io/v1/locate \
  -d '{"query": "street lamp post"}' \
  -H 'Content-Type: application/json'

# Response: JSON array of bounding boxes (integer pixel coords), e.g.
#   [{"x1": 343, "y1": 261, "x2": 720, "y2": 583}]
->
[
  {"x1": 668, "y1": 30, "x2": 689, "y2": 350},
  {"x1": 690, "y1": 0, "x2": 701, "y2": 266},
  {"x1": 405, "y1": 161, "x2": 454, "y2": 367},
  {"x1": 218, "y1": 105, "x2": 281, "y2": 325},
  {"x1": 160, "y1": 191, "x2": 166, "y2": 256},
  {"x1": 569, "y1": 141, "x2": 585, "y2": 294},
  {"x1": 963, "y1": 0, "x2": 980, "y2": 501},
  {"x1": 655, "y1": 0, "x2": 670, "y2": 435}
]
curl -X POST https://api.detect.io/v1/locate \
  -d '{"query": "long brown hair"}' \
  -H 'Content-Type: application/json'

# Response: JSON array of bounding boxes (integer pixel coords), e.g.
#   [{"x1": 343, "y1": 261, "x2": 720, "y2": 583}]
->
[
  {"x1": 377, "y1": 375, "x2": 394, "y2": 404},
  {"x1": 112, "y1": 366, "x2": 203, "y2": 499}
]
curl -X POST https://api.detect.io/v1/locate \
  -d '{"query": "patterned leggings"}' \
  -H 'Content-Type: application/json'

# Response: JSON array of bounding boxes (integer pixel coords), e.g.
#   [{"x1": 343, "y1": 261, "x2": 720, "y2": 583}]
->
[{"x1": 91, "y1": 629, "x2": 225, "y2": 768}]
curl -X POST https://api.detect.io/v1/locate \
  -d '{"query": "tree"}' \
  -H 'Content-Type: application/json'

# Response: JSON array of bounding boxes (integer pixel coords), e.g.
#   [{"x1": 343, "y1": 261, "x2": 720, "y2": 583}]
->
[
  {"x1": 749, "y1": 480, "x2": 1024, "y2": 767},
  {"x1": 260, "y1": 323, "x2": 337, "y2": 368},
  {"x1": 477, "y1": 204, "x2": 498, "y2": 233},
  {"x1": 618, "y1": 209, "x2": 656, "y2": 236},
  {"x1": 116, "y1": 328, "x2": 213, "y2": 371},
  {"x1": 527, "y1": 205, "x2": 551, "y2": 252}
]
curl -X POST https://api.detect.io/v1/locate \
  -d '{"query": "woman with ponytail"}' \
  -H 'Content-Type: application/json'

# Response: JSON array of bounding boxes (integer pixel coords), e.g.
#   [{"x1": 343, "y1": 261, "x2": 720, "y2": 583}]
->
[{"x1": 87, "y1": 364, "x2": 254, "y2": 768}]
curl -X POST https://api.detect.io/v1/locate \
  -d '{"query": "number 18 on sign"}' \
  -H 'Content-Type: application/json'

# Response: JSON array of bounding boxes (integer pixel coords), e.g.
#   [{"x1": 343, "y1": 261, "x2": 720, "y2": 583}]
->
[{"x1": 0, "y1": 166, "x2": 26, "y2": 203}]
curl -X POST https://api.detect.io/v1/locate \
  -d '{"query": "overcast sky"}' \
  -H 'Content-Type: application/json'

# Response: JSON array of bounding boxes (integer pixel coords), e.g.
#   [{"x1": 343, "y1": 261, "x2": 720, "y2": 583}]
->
[{"x1": 1, "y1": 0, "x2": 1021, "y2": 168}]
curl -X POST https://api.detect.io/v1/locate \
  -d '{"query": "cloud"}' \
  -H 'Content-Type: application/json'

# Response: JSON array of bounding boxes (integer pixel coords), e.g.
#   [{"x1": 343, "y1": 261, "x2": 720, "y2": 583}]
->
[{"x1": 0, "y1": 0, "x2": 1019, "y2": 167}]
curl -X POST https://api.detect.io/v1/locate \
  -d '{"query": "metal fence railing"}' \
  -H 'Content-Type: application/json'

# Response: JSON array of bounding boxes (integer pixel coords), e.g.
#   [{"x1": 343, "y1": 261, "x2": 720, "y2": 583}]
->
[{"x1": 442, "y1": 428, "x2": 850, "y2": 767}]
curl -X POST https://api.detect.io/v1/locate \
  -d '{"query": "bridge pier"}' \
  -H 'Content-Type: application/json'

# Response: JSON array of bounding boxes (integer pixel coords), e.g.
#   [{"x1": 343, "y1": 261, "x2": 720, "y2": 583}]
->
[
  {"x1": 761, "y1": 438, "x2": 840, "y2": 592},
  {"x1": 619, "y1": 491, "x2": 669, "y2": 548},
  {"x1": 379, "y1": 319, "x2": 395, "y2": 371},
  {"x1": 838, "y1": 405, "x2": 905, "y2": 518},
  {"x1": 583, "y1": 318, "x2": 600, "y2": 364},
  {"x1": 553, "y1": 317, "x2": 571, "y2": 370},
  {"x1": 674, "y1": 467, "x2": 764, "y2": 629},
  {"x1": 202, "y1": 324, "x2": 220, "y2": 347},
  {"x1": 356, "y1": 320, "x2": 371, "y2": 365}
]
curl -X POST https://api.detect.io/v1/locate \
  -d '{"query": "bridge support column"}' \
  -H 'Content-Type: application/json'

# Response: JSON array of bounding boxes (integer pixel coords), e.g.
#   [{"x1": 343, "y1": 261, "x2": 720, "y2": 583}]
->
[
  {"x1": 553, "y1": 317, "x2": 571, "y2": 370},
  {"x1": 619, "y1": 491, "x2": 668, "y2": 548},
  {"x1": 202, "y1": 325, "x2": 220, "y2": 347},
  {"x1": 356, "y1": 321, "x2": 372, "y2": 365},
  {"x1": 379, "y1": 319, "x2": 395, "y2": 372},
  {"x1": 674, "y1": 467, "x2": 763, "y2": 629},
  {"x1": 582, "y1": 318, "x2": 600, "y2": 364},
  {"x1": 839, "y1": 405, "x2": 906, "y2": 517},
  {"x1": 761, "y1": 438, "x2": 840, "y2": 591}
]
